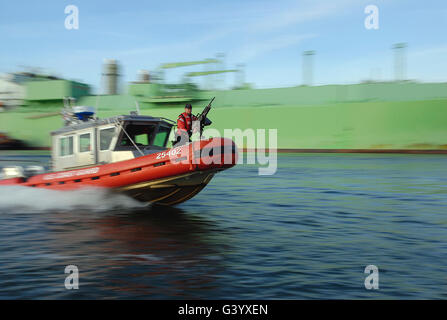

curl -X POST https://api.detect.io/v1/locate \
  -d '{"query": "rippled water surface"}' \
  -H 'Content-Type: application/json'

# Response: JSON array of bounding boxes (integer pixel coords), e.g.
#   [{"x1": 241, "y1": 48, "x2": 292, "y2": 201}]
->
[{"x1": 1, "y1": 153, "x2": 447, "y2": 299}]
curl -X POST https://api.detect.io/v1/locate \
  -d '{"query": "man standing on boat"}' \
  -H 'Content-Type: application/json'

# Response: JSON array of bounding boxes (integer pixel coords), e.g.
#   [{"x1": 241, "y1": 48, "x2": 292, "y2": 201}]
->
[{"x1": 175, "y1": 103, "x2": 198, "y2": 146}]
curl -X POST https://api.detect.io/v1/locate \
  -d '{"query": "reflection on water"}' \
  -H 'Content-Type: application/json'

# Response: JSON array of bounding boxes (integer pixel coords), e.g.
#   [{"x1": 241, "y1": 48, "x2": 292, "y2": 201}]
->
[
  {"x1": 1, "y1": 153, "x2": 447, "y2": 299},
  {"x1": 0, "y1": 204, "x2": 230, "y2": 299},
  {"x1": 79, "y1": 206, "x2": 227, "y2": 299}
]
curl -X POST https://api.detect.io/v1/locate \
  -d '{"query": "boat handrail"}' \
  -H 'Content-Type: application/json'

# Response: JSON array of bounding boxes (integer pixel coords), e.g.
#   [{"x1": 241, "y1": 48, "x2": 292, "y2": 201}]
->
[
  {"x1": 112, "y1": 119, "x2": 145, "y2": 157},
  {"x1": 159, "y1": 117, "x2": 176, "y2": 125}
]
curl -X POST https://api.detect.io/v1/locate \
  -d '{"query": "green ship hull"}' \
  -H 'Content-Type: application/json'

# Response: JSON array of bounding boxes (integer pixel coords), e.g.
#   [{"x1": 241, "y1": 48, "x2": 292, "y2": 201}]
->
[{"x1": 1, "y1": 83, "x2": 447, "y2": 152}]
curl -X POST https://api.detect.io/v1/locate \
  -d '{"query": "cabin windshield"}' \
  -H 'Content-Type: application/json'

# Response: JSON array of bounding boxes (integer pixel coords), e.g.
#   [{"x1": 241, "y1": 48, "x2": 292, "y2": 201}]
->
[
  {"x1": 119, "y1": 124, "x2": 156, "y2": 147},
  {"x1": 153, "y1": 126, "x2": 171, "y2": 147}
]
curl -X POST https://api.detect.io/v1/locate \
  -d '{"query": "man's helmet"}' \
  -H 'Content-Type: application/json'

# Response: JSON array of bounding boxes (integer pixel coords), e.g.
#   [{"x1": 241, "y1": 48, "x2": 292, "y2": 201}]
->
[{"x1": 185, "y1": 104, "x2": 192, "y2": 109}]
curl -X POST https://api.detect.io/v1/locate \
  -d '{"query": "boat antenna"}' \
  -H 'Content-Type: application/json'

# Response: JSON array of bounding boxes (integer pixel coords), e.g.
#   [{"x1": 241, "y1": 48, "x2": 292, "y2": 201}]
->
[
  {"x1": 61, "y1": 96, "x2": 75, "y2": 126},
  {"x1": 69, "y1": 97, "x2": 76, "y2": 107},
  {"x1": 94, "y1": 95, "x2": 99, "y2": 118},
  {"x1": 63, "y1": 96, "x2": 69, "y2": 108}
]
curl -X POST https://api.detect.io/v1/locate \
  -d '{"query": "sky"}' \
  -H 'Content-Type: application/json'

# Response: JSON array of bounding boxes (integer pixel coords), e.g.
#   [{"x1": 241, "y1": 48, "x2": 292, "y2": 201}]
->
[{"x1": 0, "y1": 0, "x2": 446, "y2": 91}]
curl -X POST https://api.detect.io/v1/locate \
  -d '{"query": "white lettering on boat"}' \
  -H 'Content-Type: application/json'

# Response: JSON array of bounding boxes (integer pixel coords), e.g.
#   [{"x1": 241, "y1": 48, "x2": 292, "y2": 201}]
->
[
  {"x1": 156, "y1": 147, "x2": 182, "y2": 160},
  {"x1": 43, "y1": 167, "x2": 100, "y2": 181}
]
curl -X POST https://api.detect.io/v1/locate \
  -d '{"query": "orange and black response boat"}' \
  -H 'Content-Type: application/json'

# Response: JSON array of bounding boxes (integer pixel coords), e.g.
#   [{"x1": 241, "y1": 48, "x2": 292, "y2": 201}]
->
[{"x1": 0, "y1": 100, "x2": 238, "y2": 205}]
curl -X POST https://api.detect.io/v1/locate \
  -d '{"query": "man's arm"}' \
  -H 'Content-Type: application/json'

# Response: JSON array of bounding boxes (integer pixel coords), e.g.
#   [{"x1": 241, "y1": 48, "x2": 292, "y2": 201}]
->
[
  {"x1": 177, "y1": 115, "x2": 186, "y2": 131},
  {"x1": 191, "y1": 115, "x2": 199, "y2": 133}
]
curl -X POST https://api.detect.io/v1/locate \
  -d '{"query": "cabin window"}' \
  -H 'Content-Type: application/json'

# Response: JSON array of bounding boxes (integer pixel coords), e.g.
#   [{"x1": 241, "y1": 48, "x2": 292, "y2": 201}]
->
[
  {"x1": 153, "y1": 126, "x2": 171, "y2": 147},
  {"x1": 100, "y1": 127, "x2": 115, "y2": 151},
  {"x1": 60, "y1": 136, "x2": 74, "y2": 156},
  {"x1": 119, "y1": 125, "x2": 156, "y2": 147},
  {"x1": 79, "y1": 133, "x2": 91, "y2": 152},
  {"x1": 135, "y1": 134, "x2": 148, "y2": 145}
]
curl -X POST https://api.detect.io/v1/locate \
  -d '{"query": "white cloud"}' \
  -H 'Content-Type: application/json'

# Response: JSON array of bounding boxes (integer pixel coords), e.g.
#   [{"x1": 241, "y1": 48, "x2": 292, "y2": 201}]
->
[
  {"x1": 231, "y1": 34, "x2": 317, "y2": 61},
  {"x1": 108, "y1": 0, "x2": 358, "y2": 60},
  {"x1": 411, "y1": 45, "x2": 447, "y2": 58},
  {"x1": 241, "y1": 0, "x2": 363, "y2": 33}
]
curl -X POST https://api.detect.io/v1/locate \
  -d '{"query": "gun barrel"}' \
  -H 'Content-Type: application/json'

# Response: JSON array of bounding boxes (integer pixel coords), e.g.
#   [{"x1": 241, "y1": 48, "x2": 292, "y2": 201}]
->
[
  {"x1": 199, "y1": 97, "x2": 215, "y2": 120},
  {"x1": 198, "y1": 97, "x2": 215, "y2": 137}
]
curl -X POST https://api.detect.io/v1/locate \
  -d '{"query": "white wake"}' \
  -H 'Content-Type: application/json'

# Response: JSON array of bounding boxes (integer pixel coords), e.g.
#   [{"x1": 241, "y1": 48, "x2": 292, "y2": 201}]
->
[{"x1": 0, "y1": 186, "x2": 147, "y2": 213}]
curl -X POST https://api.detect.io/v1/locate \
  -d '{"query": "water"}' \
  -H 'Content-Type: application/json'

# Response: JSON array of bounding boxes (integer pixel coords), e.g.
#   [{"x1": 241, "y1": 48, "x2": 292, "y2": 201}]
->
[{"x1": 1, "y1": 153, "x2": 447, "y2": 299}]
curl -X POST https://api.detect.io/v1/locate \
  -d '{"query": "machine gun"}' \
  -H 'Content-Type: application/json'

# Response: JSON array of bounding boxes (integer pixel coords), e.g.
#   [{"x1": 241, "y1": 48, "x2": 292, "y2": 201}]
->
[{"x1": 196, "y1": 97, "x2": 215, "y2": 138}]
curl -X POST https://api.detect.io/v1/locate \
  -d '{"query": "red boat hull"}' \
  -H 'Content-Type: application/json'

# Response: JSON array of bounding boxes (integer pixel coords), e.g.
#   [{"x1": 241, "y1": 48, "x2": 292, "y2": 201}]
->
[{"x1": 0, "y1": 138, "x2": 238, "y2": 205}]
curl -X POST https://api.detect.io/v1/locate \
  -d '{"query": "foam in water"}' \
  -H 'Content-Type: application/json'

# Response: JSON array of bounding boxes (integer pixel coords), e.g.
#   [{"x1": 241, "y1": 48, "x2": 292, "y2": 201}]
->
[{"x1": 0, "y1": 186, "x2": 147, "y2": 213}]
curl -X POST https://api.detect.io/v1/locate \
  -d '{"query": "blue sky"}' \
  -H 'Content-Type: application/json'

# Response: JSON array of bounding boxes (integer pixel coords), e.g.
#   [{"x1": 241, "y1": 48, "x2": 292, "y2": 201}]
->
[{"x1": 0, "y1": 0, "x2": 446, "y2": 91}]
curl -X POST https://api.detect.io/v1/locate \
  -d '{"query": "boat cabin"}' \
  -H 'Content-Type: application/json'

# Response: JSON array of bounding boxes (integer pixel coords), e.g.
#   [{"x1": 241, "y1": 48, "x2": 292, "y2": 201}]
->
[{"x1": 51, "y1": 113, "x2": 174, "y2": 172}]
